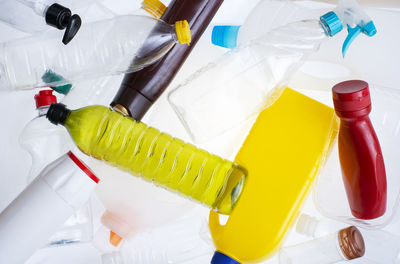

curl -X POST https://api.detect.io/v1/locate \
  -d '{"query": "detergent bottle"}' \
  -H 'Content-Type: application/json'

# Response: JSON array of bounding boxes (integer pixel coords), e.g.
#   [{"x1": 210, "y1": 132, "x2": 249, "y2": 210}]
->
[
  {"x1": 209, "y1": 88, "x2": 339, "y2": 263},
  {"x1": 19, "y1": 90, "x2": 72, "y2": 183},
  {"x1": 46, "y1": 103, "x2": 247, "y2": 215},
  {"x1": 168, "y1": 0, "x2": 376, "y2": 143},
  {"x1": 0, "y1": 15, "x2": 191, "y2": 91}
]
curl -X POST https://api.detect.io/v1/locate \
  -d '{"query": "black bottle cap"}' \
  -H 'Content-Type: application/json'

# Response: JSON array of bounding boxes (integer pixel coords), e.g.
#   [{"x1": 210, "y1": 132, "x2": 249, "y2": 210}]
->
[
  {"x1": 47, "y1": 103, "x2": 71, "y2": 125},
  {"x1": 45, "y1": 3, "x2": 82, "y2": 45}
]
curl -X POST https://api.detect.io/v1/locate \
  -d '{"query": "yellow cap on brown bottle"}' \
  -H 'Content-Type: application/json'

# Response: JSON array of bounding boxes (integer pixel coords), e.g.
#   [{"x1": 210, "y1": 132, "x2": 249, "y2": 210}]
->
[{"x1": 338, "y1": 226, "x2": 365, "y2": 260}]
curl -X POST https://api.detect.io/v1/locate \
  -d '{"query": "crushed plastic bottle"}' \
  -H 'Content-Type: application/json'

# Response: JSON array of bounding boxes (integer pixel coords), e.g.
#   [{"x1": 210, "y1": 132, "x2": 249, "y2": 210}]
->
[
  {"x1": 0, "y1": 15, "x2": 191, "y2": 91},
  {"x1": 46, "y1": 104, "x2": 246, "y2": 215}
]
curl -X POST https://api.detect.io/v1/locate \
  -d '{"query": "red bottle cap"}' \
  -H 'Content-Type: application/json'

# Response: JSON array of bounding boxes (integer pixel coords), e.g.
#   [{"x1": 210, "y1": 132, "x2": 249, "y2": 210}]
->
[
  {"x1": 332, "y1": 80, "x2": 371, "y2": 113},
  {"x1": 34, "y1": 90, "x2": 57, "y2": 109}
]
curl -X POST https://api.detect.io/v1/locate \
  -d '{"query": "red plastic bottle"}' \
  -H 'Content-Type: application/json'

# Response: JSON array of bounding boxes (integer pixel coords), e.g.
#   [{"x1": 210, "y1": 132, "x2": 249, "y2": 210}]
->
[{"x1": 332, "y1": 80, "x2": 387, "y2": 220}]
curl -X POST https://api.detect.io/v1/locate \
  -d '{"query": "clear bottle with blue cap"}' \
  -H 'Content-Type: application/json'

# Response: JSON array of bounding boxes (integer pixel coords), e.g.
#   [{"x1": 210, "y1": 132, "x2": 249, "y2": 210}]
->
[{"x1": 168, "y1": 0, "x2": 376, "y2": 143}]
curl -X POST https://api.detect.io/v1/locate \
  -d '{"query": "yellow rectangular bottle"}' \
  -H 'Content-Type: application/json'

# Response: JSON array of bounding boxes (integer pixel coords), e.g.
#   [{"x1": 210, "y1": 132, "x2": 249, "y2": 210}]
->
[{"x1": 209, "y1": 88, "x2": 339, "y2": 263}]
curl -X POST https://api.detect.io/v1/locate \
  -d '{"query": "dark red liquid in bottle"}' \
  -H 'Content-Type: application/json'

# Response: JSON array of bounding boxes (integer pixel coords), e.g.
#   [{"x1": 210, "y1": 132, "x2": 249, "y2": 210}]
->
[
  {"x1": 332, "y1": 80, "x2": 387, "y2": 220},
  {"x1": 111, "y1": 0, "x2": 225, "y2": 120}
]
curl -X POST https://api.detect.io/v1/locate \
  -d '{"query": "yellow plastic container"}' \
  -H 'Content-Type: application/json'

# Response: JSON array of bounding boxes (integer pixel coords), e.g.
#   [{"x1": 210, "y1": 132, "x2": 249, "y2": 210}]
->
[{"x1": 209, "y1": 88, "x2": 339, "y2": 263}]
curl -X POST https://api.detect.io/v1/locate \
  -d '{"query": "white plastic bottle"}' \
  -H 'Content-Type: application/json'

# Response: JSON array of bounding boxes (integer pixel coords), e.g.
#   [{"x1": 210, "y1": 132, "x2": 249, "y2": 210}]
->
[
  {"x1": 0, "y1": 15, "x2": 191, "y2": 91},
  {"x1": 0, "y1": 151, "x2": 99, "y2": 264},
  {"x1": 168, "y1": 1, "x2": 376, "y2": 142},
  {"x1": 279, "y1": 226, "x2": 365, "y2": 264},
  {"x1": 0, "y1": 0, "x2": 82, "y2": 44}
]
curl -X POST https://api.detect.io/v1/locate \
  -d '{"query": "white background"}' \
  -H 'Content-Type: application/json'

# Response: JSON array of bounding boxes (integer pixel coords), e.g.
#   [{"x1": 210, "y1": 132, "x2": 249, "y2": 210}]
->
[{"x1": 0, "y1": 0, "x2": 399, "y2": 263}]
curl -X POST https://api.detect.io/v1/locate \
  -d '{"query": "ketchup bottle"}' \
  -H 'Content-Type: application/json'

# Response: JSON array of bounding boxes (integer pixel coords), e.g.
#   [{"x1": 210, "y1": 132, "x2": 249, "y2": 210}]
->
[{"x1": 332, "y1": 80, "x2": 387, "y2": 220}]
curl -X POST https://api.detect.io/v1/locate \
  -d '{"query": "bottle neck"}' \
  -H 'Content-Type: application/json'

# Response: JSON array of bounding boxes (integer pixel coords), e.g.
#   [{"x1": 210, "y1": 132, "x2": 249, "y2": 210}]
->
[{"x1": 37, "y1": 105, "x2": 50, "y2": 117}]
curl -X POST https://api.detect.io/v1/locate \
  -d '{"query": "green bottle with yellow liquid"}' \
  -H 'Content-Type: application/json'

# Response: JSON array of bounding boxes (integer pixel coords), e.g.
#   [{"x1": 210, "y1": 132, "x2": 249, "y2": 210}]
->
[{"x1": 46, "y1": 103, "x2": 246, "y2": 214}]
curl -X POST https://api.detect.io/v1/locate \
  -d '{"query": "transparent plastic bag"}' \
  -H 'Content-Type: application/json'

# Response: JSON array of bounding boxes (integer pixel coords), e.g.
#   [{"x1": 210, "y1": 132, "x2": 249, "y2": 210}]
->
[{"x1": 314, "y1": 84, "x2": 400, "y2": 228}]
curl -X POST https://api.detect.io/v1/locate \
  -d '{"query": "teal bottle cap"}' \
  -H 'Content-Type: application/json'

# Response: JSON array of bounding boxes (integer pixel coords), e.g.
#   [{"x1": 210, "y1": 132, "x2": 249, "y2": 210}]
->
[
  {"x1": 320, "y1": 11, "x2": 343, "y2": 37},
  {"x1": 211, "y1": 25, "x2": 241, "y2": 49}
]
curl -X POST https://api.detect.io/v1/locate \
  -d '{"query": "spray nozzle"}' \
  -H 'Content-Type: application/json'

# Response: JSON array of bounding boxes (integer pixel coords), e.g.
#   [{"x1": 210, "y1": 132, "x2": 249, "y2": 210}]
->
[
  {"x1": 321, "y1": 0, "x2": 377, "y2": 57},
  {"x1": 45, "y1": 3, "x2": 82, "y2": 45}
]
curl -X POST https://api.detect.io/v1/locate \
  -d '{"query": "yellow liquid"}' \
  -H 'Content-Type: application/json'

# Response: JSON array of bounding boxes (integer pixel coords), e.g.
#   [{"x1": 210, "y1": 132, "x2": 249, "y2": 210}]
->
[
  {"x1": 209, "y1": 88, "x2": 339, "y2": 262},
  {"x1": 64, "y1": 105, "x2": 246, "y2": 214}
]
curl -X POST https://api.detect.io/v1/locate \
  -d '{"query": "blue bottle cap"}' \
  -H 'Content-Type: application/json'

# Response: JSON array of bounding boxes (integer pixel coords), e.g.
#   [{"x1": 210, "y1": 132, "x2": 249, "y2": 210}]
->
[
  {"x1": 211, "y1": 251, "x2": 241, "y2": 264},
  {"x1": 320, "y1": 11, "x2": 343, "y2": 37},
  {"x1": 211, "y1": 25, "x2": 241, "y2": 49}
]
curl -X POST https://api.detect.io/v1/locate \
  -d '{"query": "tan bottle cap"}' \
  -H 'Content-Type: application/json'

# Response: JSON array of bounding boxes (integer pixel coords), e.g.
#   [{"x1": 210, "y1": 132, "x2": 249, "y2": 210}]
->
[{"x1": 338, "y1": 226, "x2": 365, "y2": 260}]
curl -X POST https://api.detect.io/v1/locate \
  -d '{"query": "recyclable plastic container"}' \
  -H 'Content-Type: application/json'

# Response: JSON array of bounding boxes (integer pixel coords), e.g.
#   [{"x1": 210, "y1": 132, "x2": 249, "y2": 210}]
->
[
  {"x1": 0, "y1": 15, "x2": 191, "y2": 91},
  {"x1": 296, "y1": 214, "x2": 400, "y2": 264},
  {"x1": 168, "y1": 0, "x2": 376, "y2": 143},
  {"x1": 0, "y1": 151, "x2": 99, "y2": 264},
  {"x1": 314, "y1": 84, "x2": 400, "y2": 228},
  {"x1": 209, "y1": 88, "x2": 338, "y2": 263},
  {"x1": 46, "y1": 104, "x2": 247, "y2": 215},
  {"x1": 279, "y1": 226, "x2": 365, "y2": 264},
  {"x1": 19, "y1": 90, "x2": 95, "y2": 247},
  {"x1": 0, "y1": 0, "x2": 82, "y2": 44},
  {"x1": 20, "y1": 90, "x2": 72, "y2": 183}
]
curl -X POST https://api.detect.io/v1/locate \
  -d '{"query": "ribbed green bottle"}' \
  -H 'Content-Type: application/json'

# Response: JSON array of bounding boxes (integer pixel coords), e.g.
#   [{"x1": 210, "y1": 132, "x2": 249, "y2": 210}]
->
[{"x1": 47, "y1": 104, "x2": 246, "y2": 214}]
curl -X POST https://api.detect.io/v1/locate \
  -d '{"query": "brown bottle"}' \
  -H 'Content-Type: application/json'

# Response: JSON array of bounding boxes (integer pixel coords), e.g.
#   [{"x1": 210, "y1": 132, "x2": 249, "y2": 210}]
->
[{"x1": 110, "y1": 0, "x2": 225, "y2": 119}]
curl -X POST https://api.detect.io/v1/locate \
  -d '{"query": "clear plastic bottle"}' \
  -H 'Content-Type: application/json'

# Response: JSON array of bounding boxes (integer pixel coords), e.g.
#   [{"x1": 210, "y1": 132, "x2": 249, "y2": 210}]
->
[
  {"x1": 279, "y1": 226, "x2": 365, "y2": 264},
  {"x1": 0, "y1": 15, "x2": 191, "y2": 91},
  {"x1": 0, "y1": 0, "x2": 82, "y2": 44},
  {"x1": 19, "y1": 90, "x2": 72, "y2": 183},
  {"x1": 168, "y1": 0, "x2": 377, "y2": 143},
  {"x1": 212, "y1": 0, "x2": 376, "y2": 56},
  {"x1": 296, "y1": 214, "x2": 400, "y2": 264},
  {"x1": 211, "y1": 0, "x2": 327, "y2": 49},
  {"x1": 19, "y1": 90, "x2": 93, "y2": 247},
  {"x1": 0, "y1": 151, "x2": 99, "y2": 264},
  {"x1": 46, "y1": 103, "x2": 247, "y2": 215}
]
